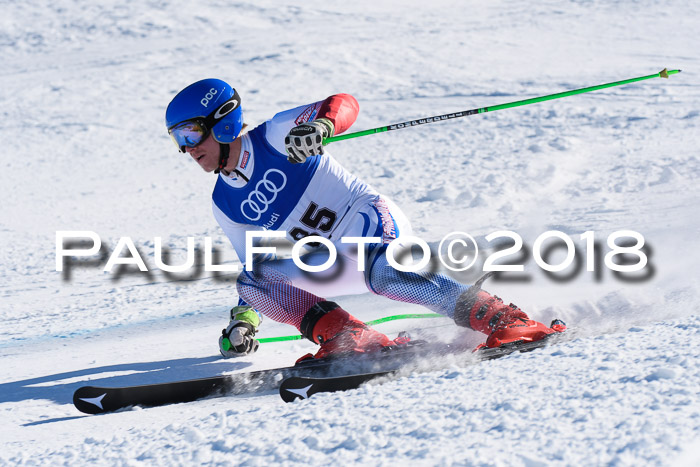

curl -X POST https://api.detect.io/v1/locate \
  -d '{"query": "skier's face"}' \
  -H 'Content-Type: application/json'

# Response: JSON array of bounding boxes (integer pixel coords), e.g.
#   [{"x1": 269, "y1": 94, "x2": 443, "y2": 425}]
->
[{"x1": 185, "y1": 133, "x2": 221, "y2": 172}]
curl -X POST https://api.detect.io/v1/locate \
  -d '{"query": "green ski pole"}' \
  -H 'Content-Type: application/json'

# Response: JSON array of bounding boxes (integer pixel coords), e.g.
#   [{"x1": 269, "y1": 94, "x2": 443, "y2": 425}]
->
[
  {"x1": 324, "y1": 68, "x2": 681, "y2": 145},
  {"x1": 256, "y1": 312, "x2": 444, "y2": 344}
]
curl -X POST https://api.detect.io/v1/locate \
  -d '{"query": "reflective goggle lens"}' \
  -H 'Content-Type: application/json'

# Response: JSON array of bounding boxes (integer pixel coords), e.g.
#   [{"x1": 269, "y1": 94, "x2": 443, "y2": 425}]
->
[{"x1": 168, "y1": 120, "x2": 208, "y2": 151}]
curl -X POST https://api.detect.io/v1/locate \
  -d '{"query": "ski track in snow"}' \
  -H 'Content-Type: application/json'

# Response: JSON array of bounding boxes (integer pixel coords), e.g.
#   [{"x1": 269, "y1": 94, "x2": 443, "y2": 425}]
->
[{"x1": 2, "y1": 0, "x2": 700, "y2": 465}]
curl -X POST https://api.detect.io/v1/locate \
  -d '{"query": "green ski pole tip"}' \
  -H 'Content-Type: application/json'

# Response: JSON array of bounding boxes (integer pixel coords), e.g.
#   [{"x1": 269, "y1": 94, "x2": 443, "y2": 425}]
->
[{"x1": 660, "y1": 68, "x2": 682, "y2": 78}]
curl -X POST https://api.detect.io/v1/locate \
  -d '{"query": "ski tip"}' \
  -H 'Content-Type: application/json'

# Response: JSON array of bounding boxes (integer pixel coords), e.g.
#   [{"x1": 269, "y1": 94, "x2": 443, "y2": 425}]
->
[
  {"x1": 280, "y1": 377, "x2": 315, "y2": 403},
  {"x1": 73, "y1": 386, "x2": 109, "y2": 414}
]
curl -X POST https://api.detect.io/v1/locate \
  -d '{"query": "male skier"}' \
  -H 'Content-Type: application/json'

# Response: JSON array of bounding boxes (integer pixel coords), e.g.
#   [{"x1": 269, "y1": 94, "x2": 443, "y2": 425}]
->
[{"x1": 165, "y1": 79, "x2": 565, "y2": 361}]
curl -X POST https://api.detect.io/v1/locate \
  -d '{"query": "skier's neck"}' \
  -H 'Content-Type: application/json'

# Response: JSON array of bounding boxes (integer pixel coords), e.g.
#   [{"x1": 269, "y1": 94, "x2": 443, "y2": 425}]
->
[{"x1": 221, "y1": 138, "x2": 243, "y2": 176}]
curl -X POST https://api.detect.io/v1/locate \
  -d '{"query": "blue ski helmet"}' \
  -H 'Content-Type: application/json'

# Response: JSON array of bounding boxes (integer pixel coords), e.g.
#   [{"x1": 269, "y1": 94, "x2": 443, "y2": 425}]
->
[{"x1": 165, "y1": 79, "x2": 243, "y2": 151}]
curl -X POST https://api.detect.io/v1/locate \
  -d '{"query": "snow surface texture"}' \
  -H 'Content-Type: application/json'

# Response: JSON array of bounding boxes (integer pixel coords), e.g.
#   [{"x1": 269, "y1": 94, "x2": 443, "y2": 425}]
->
[{"x1": 1, "y1": 0, "x2": 699, "y2": 465}]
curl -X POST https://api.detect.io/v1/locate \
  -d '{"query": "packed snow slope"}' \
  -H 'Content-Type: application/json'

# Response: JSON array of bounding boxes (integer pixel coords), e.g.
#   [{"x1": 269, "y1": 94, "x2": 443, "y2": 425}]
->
[{"x1": 1, "y1": 0, "x2": 699, "y2": 465}]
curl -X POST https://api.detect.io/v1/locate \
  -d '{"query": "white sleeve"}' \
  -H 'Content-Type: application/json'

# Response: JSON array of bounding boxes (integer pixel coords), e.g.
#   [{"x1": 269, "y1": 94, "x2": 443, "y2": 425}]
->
[{"x1": 263, "y1": 101, "x2": 324, "y2": 154}]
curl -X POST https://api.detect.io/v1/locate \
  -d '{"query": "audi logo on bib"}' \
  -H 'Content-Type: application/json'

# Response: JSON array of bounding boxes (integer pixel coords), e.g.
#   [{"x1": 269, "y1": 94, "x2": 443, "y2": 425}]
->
[{"x1": 241, "y1": 169, "x2": 287, "y2": 221}]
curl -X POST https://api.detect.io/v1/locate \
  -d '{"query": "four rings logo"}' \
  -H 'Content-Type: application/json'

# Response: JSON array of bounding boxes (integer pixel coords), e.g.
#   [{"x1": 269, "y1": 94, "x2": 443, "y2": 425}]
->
[{"x1": 241, "y1": 169, "x2": 287, "y2": 221}]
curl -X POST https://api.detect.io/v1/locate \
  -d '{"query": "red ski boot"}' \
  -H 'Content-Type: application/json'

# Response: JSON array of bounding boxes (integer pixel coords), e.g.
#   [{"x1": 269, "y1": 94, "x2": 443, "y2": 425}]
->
[
  {"x1": 297, "y1": 301, "x2": 407, "y2": 362},
  {"x1": 454, "y1": 275, "x2": 565, "y2": 349}
]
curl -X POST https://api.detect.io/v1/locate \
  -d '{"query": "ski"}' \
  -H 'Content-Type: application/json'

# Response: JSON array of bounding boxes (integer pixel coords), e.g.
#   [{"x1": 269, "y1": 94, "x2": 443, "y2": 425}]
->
[
  {"x1": 74, "y1": 329, "x2": 565, "y2": 413},
  {"x1": 74, "y1": 367, "x2": 281, "y2": 415},
  {"x1": 73, "y1": 340, "x2": 459, "y2": 414},
  {"x1": 279, "y1": 333, "x2": 562, "y2": 402}
]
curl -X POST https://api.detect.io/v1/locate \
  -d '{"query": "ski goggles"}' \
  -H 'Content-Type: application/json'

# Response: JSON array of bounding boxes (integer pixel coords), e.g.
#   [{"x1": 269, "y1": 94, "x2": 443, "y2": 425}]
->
[
  {"x1": 168, "y1": 92, "x2": 240, "y2": 152},
  {"x1": 169, "y1": 119, "x2": 209, "y2": 151}
]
